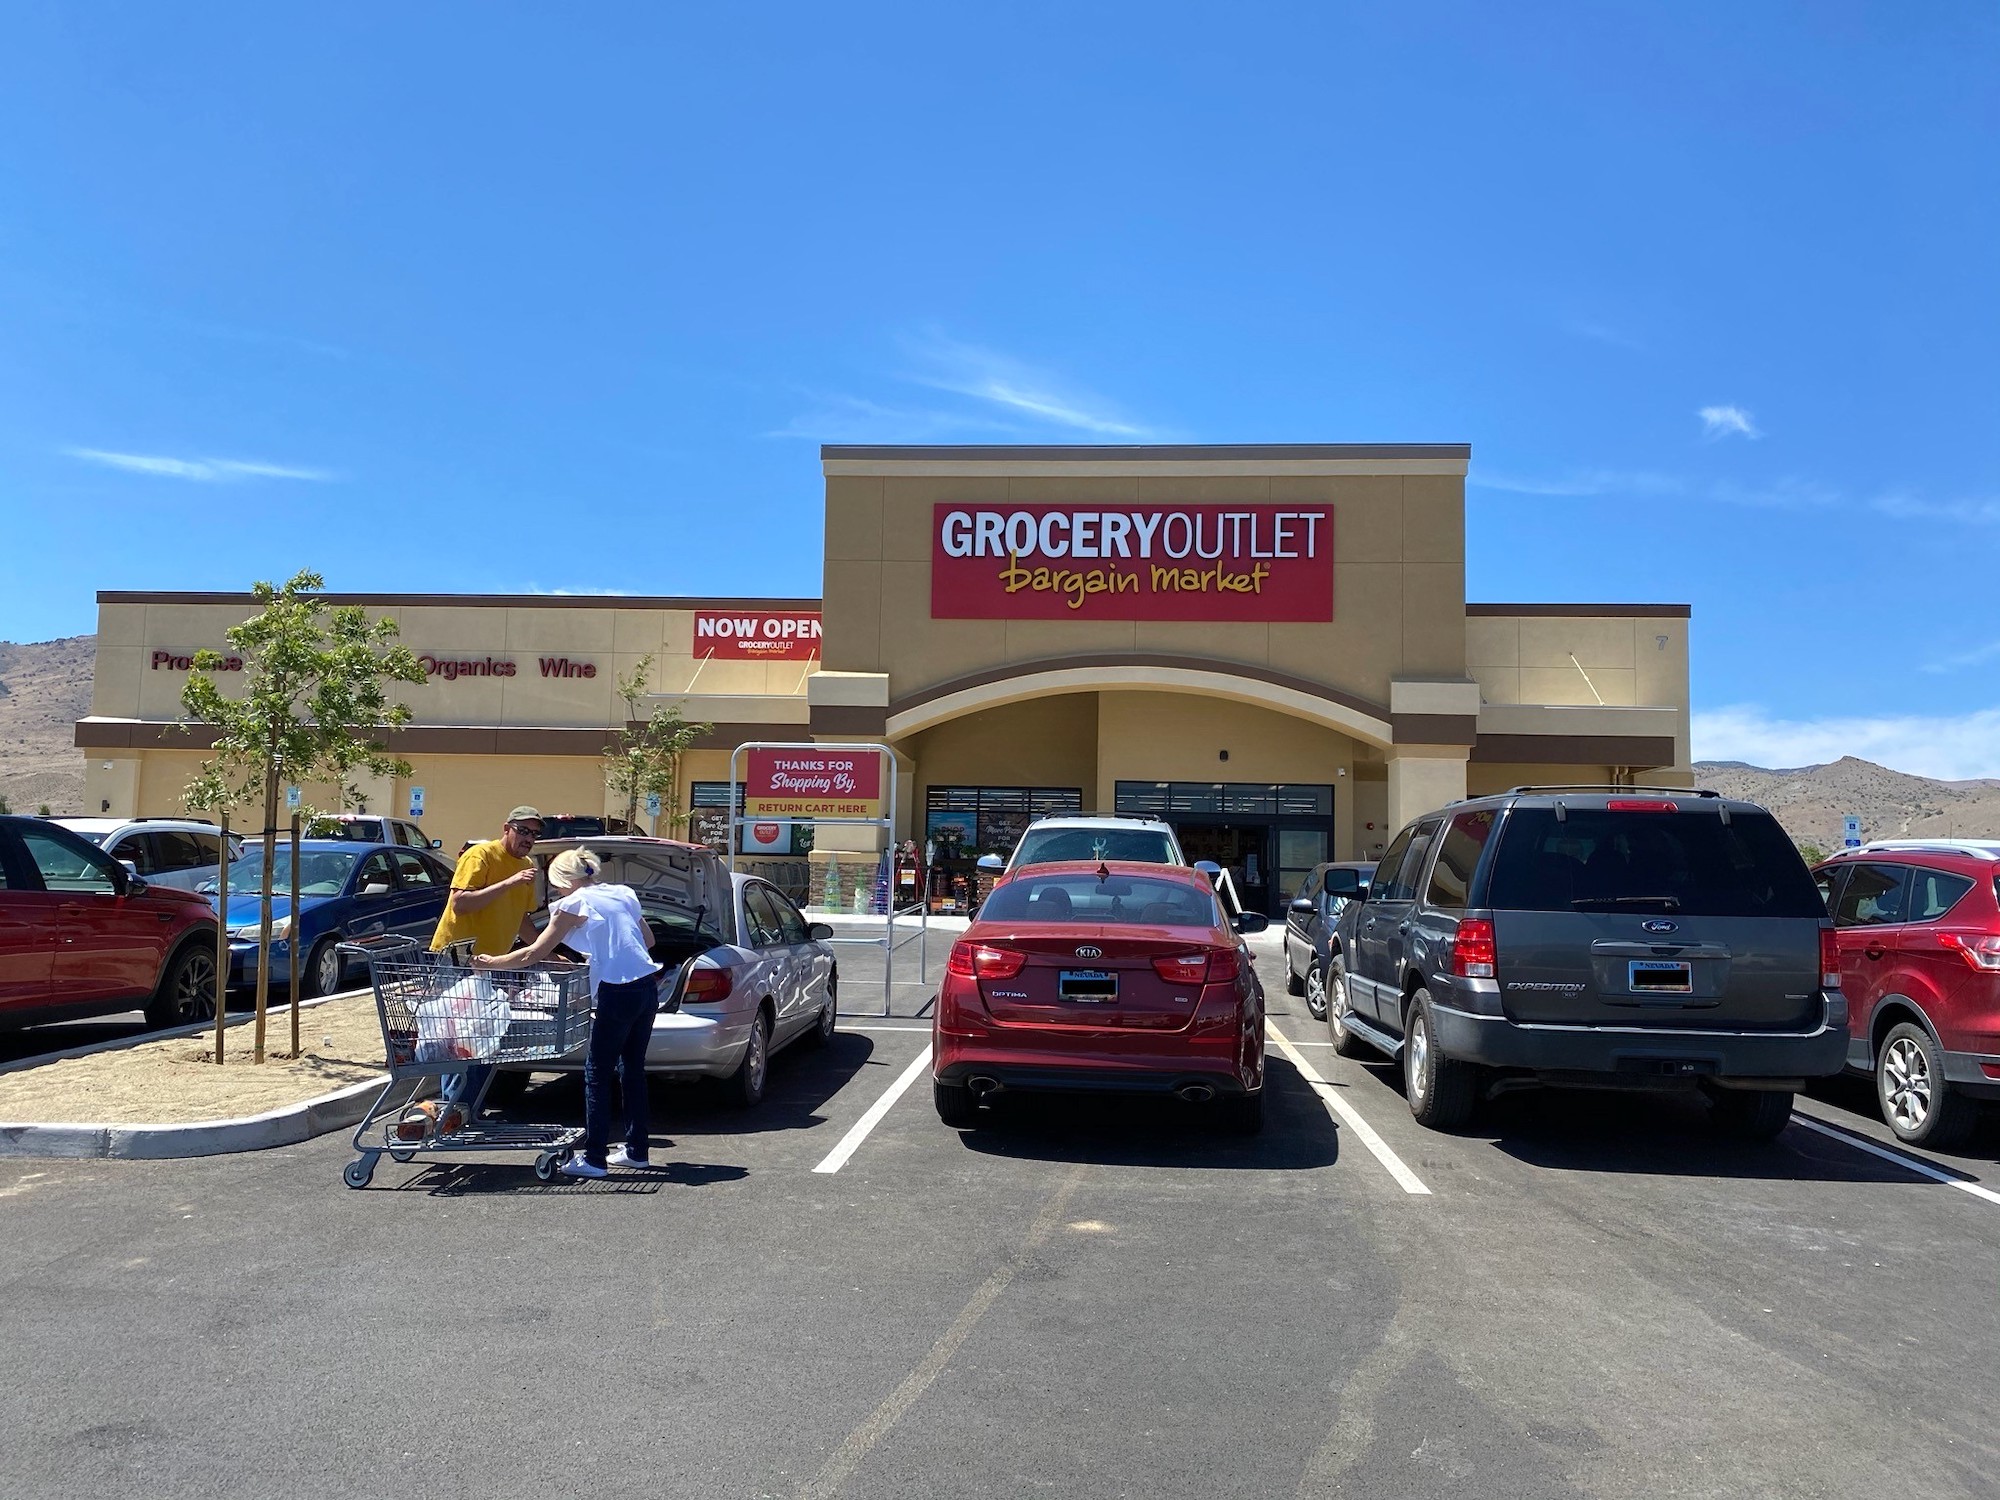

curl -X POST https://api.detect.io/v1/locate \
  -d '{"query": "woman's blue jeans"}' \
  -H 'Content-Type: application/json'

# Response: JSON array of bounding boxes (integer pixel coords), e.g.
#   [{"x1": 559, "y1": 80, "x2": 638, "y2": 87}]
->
[{"x1": 582, "y1": 973, "x2": 660, "y2": 1167}]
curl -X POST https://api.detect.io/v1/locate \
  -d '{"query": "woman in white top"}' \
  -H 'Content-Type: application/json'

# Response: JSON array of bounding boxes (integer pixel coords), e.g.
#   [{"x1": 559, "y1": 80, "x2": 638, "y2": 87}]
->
[{"x1": 476, "y1": 848, "x2": 661, "y2": 1178}]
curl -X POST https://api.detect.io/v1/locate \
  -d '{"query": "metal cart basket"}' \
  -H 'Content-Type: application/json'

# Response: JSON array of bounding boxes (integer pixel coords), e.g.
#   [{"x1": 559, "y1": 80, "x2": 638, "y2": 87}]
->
[{"x1": 341, "y1": 936, "x2": 593, "y2": 1188}]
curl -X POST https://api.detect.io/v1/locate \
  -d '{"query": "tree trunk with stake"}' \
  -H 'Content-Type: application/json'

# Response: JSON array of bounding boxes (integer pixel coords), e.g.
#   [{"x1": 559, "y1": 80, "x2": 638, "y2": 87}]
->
[
  {"x1": 214, "y1": 813, "x2": 231, "y2": 1065},
  {"x1": 254, "y1": 761, "x2": 278, "y2": 1064},
  {"x1": 289, "y1": 811, "x2": 302, "y2": 1058}
]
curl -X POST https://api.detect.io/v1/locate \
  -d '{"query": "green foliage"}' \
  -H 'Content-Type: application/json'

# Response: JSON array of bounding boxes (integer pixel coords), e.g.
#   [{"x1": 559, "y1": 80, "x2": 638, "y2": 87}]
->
[
  {"x1": 176, "y1": 569, "x2": 427, "y2": 1062},
  {"x1": 0, "y1": 794, "x2": 10, "y2": 814},
  {"x1": 1796, "y1": 840, "x2": 1827, "y2": 865},
  {"x1": 37, "y1": 804, "x2": 51, "y2": 816},
  {"x1": 604, "y1": 654, "x2": 711, "y2": 831},
  {"x1": 179, "y1": 569, "x2": 427, "y2": 819}
]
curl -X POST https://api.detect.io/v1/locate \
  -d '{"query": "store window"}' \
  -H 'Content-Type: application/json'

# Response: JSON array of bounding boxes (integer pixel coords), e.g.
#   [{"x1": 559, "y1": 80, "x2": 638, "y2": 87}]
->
[
  {"x1": 689, "y1": 782, "x2": 815, "y2": 856},
  {"x1": 924, "y1": 786, "x2": 1083, "y2": 862},
  {"x1": 1114, "y1": 782, "x2": 1333, "y2": 817}
]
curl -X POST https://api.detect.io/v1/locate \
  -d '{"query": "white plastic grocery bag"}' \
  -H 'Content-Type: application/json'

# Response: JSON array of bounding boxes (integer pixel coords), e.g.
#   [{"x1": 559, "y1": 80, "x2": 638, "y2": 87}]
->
[{"x1": 414, "y1": 974, "x2": 513, "y2": 1062}]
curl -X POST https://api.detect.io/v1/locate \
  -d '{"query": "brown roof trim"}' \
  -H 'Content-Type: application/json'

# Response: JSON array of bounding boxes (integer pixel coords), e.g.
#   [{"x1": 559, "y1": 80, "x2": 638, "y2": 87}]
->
[
  {"x1": 77, "y1": 720, "x2": 802, "y2": 756},
  {"x1": 1390, "y1": 713, "x2": 1478, "y2": 747},
  {"x1": 889, "y1": 654, "x2": 1393, "y2": 727},
  {"x1": 1470, "y1": 733, "x2": 1678, "y2": 767},
  {"x1": 810, "y1": 704, "x2": 890, "y2": 738},
  {"x1": 96, "y1": 591, "x2": 822, "y2": 611},
  {"x1": 1466, "y1": 603, "x2": 1690, "y2": 619},
  {"x1": 823, "y1": 443, "x2": 1470, "y2": 462}
]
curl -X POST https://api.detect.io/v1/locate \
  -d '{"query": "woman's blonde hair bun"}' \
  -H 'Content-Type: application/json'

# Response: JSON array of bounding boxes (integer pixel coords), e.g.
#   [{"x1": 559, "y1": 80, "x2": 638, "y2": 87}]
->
[{"x1": 548, "y1": 847, "x2": 602, "y2": 888}]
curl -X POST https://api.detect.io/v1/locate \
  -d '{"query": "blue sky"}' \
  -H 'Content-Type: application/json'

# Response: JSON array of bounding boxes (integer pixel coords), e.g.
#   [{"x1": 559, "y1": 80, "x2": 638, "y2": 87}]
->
[{"x1": 1, "y1": 3, "x2": 1995, "y2": 774}]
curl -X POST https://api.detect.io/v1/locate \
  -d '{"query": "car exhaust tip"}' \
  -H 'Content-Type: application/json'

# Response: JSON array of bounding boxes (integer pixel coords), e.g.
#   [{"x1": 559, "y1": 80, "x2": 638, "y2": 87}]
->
[
  {"x1": 1176, "y1": 1083, "x2": 1216, "y2": 1104},
  {"x1": 967, "y1": 1076, "x2": 1001, "y2": 1097}
]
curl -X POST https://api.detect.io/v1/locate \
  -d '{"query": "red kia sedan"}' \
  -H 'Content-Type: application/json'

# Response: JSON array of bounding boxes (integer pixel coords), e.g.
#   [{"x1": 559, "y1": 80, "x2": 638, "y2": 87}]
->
[{"x1": 932, "y1": 861, "x2": 1268, "y2": 1133}]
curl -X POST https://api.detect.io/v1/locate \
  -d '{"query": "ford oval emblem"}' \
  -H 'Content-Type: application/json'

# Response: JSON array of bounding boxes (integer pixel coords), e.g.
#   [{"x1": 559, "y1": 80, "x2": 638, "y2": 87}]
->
[
  {"x1": 1074, "y1": 945, "x2": 1103, "y2": 959},
  {"x1": 1641, "y1": 920, "x2": 1679, "y2": 934}
]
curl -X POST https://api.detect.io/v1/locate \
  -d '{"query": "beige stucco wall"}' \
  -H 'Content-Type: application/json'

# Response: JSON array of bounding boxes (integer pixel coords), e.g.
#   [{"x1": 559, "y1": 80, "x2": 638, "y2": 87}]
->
[
  {"x1": 905, "y1": 693, "x2": 1100, "y2": 813},
  {"x1": 824, "y1": 469, "x2": 1468, "y2": 712}
]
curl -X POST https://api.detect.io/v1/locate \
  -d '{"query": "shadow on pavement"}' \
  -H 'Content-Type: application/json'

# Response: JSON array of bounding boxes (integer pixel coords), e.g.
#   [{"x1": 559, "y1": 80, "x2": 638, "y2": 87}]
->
[
  {"x1": 0, "y1": 1016, "x2": 149, "y2": 1066},
  {"x1": 393, "y1": 1159, "x2": 749, "y2": 1195},
  {"x1": 951, "y1": 1054, "x2": 1341, "y2": 1171},
  {"x1": 491, "y1": 1030, "x2": 882, "y2": 1139},
  {"x1": 1802, "y1": 1073, "x2": 2000, "y2": 1165}
]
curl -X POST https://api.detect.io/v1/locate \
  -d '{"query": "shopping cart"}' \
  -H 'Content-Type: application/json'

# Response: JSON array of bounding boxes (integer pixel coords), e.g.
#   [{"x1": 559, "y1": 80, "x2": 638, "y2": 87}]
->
[{"x1": 340, "y1": 936, "x2": 594, "y2": 1188}]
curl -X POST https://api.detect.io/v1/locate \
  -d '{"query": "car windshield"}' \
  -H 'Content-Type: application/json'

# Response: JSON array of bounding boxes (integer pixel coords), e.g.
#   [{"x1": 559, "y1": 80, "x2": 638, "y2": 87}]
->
[
  {"x1": 215, "y1": 850, "x2": 359, "y2": 898},
  {"x1": 1011, "y1": 828, "x2": 1176, "y2": 867},
  {"x1": 980, "y1": 872, "x2": 1218, "y2": 927},
  {"x1": 1487, "y1": 808, "x2": 1823, "y2": 918},
  {"x1": 68, "y1": 829, "x2": 110, "y2": 846}
]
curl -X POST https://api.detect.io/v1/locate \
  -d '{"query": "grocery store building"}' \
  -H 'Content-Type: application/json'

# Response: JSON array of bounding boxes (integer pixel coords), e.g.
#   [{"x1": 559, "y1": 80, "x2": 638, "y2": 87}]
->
[{"x1": 78, "y1": 444, "x2": 1692, "y2": 914}]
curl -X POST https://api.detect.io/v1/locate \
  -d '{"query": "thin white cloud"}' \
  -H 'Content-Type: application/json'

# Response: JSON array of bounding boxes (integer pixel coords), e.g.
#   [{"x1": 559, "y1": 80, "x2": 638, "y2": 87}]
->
[
  {"x1": 901, "y1": 332, "x2": 1154, "y2": 438},
  {"x1": 1871, "y1": 491, "x2": 2000, "y2": 526},
  {"x1": 1564, "y1": 319, "x2": 1647, "y2": 353},
  {"x1": 1471, "y1": 469, "x2": 1685, "y2": 498},
  {"x1": 1694, "y1": 704, "x2": 2000, "y2": 781},
  {"x1": 765, "y1": 392, "x2": 1025, "y2": 443},
  {"x1": 1698, "y1": 405, "x2": 1760, "y2": 441},
  {"x1": 1923, "y1": 639, "x2": 2000, "y2": 675},
  {"x1": 66, "y1": 448, "x2": 332, "y2": 482}
]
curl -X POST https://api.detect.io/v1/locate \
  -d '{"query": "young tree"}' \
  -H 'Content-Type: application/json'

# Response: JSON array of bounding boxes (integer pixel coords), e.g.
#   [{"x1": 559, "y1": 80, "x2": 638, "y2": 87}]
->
[
  {"x1": 604, "y1": 654, "x2": 711, "y2": 833},
  {"x1": 180, "y1": 570, "x2": 427, "y2": 1063}
]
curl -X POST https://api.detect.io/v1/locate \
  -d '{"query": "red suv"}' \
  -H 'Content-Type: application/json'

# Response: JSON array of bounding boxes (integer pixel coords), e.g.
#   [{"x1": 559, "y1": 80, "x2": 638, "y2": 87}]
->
[
  {"x1": 932, "y1": 860, "x2": 1268, "y2": 1133},
  {"x1": 1, "y1": 816, "x2": 221, "y2": 1031},
  {"x1": 1813, "y1": 841, "x2": 2000, "y2": 1147}
]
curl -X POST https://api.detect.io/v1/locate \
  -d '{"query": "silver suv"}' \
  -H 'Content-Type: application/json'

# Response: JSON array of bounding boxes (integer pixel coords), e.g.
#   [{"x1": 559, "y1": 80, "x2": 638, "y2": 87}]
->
[
  {"x1": 981, "y1": 815, "x2": 1186, "y2": 874},
  {"x1": 51, "y1": 817, "x2": 239, "y2": 893}
]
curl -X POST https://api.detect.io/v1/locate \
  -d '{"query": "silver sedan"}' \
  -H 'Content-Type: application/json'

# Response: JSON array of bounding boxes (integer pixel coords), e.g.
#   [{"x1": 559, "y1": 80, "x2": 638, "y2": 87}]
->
[{"x1": 501, "y1": 839, "x2": 838, "y2": 1108}]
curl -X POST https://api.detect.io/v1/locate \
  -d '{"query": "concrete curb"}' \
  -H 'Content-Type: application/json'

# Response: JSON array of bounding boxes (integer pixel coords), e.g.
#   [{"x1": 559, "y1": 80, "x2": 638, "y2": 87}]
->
[
  {"x1": 0, "y1": 1074, "x2": 386, "y2": 1161},
  {"x1": 0, "y1": 989, "x2": 386, "y2": 1160}
]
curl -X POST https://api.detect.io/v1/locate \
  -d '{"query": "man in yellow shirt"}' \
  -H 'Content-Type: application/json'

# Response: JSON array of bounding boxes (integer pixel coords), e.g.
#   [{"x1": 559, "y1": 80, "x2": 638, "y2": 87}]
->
[
  {"x1": 431, "y1": 806, "x2": 543, "y2": 956},
  {"x1": 427, "y1": 806, "x2": 543, "y2": 1125}
]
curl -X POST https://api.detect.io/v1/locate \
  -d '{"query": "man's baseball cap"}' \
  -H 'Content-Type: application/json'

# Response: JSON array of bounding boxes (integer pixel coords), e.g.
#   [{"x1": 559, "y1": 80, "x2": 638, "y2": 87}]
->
[{"x1": 507, "y1": 806, "x2": 544, "y2": 825}]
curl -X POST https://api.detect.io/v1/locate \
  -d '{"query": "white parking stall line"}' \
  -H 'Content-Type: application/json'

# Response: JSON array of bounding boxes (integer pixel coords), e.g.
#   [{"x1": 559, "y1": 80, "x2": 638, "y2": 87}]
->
[
  {"x1": 843, "y1": 1024, "x2": 933, "y2": 1033},
  {"x1": 1791, "y1": 1113, "x2": 2000, "y2": 1208},
  {"x1": 1265, "y1": 1021, "x2": 1431, "y2": 1196},
  {"x1": 813, "y1": 1045, "x2": 933, "y2": 1174}
]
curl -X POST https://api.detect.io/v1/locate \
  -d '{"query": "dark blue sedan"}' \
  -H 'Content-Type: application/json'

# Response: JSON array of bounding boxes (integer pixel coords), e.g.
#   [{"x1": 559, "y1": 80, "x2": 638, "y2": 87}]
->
[{"x1": 208, "y1": 840, "x2": 456, "y2": 997}]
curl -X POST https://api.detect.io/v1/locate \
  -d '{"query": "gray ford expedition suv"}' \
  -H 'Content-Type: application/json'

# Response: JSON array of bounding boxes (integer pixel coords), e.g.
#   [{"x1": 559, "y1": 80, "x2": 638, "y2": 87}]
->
[{"x1": 1327, "y1": 786, "x2": 1847, "y2": 1137}]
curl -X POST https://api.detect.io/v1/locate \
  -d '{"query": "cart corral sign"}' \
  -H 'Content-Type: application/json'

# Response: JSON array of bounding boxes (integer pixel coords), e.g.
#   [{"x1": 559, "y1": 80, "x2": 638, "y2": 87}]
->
[
  {"x1": 931, "y1": 502, "x2": 1335, "y2": 622},
  {"x1": 743, "y1": 748, "x2": 883, "y2": 817},
  {"x1": 694, "y1": 610, "x2": 822, "y2": 660}
]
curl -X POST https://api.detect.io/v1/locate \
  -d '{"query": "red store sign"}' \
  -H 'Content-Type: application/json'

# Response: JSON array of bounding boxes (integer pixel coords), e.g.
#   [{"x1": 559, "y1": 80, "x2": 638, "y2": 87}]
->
[
  {"x1": 694, "y1": 611, "x2": 822, "y2": 660},
  {"x1": 930, "y1": 503, "x2": 1334, "y2": 621},
  {"x1": 743, "y1": 748, "x2": 883, "y2": 818}
]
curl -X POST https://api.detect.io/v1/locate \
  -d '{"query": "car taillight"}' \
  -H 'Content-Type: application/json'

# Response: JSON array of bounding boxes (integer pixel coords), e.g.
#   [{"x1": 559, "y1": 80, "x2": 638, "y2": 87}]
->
[
  {"x1": 1938, "y1": 931, "x2": 2000, "y2": 972},
  {"x1": 945, "y1": 942, "x2": 1027, "y2": 980},
  {"x1": 683, "y1": 964, "x2": 733, "y2": 1003},
  {"x1": 1152, "y1": 948, "x2": 1239, "y2": 985},
  {"x1": 1453, "y1": 918, "x2": 1496, "y2": 979},
  {"x1": 1820, "y1": 927, "x2": 1841, "y2": 989},
  {"x1": 1605, "y1": 799, "x2": 1678, "y2": 812}
]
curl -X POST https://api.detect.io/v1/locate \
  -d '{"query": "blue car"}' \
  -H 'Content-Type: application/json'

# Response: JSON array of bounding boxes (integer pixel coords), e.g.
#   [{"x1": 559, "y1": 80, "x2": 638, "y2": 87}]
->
[{"x1": 207, "y1": 840, "x2": 457, "y2": 997}]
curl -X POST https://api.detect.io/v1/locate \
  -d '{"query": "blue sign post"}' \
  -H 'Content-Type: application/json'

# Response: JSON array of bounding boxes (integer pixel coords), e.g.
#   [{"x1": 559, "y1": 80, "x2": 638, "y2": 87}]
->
[
  {"x1": 409, "y1": 786, "x2": 425, "y2": 819},
  {"x1": 1842, "y1": 816, "x2": 1862, "y2": 849}
]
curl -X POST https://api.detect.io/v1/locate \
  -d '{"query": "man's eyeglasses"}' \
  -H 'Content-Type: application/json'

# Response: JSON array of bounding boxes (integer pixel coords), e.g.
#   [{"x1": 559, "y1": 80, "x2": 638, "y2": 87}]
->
[{"x1": 508, "y1": 822, "x2": 543, "y2": 840}]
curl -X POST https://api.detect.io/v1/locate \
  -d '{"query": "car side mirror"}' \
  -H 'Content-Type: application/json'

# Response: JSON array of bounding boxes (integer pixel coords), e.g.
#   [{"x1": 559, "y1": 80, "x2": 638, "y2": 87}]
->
[
  {"x1": 807, "y1": 921, "x2": 834, "y2": 941},
  {"x1": 1288, "y1": 896, "x2": 1315, "y2": 916},
  {"x1": 1321, "y1": 869, "x2": 1363, "y2": 898},
  {"x1": 430, "y1": 838, "x2": 443, "y2": 850},
  {"x1": 976, "y1": 854, "x2": 1004, "y2": 873},
  {"x1": 1232, "y1": 912, "x2": 1269, "y2": 935}
]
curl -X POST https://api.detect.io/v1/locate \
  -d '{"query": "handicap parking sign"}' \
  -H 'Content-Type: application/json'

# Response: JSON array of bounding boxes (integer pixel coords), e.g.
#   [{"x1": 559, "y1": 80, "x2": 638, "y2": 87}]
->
[
  {"x1": 645, "y1": 792, "x2": 662, "y2": 818},
  {"x1": 409, "y1": 786, "x2": 425, "y2": 819},
  {"x1": 1842, "y1": 815, "x2": 1861, "y2": 849}
]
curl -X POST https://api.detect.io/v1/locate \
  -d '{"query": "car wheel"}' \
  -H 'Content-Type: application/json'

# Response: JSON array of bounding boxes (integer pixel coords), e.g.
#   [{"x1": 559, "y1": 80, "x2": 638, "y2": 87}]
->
[
  {"x1": 303, "y1": 937, "x2": 343, "y2": 999},
  {"x1": 934, "y1": 1078, "x2": 979, "y2": 1128},
  {"x1": 1707, "y1": 1086, "x2": 1795, "y2": 1142},
  {"x1": 146, "y1": 943, "x2": 219, "y2": 1029},
  {"x1": 1218, "y1": 1090, "x2": 1264, "y2": 1136},
  {"x1": 1403, "y1": 988, "x2": 1476, "y2": 1130},
  {"x1": 807, "y1": 968, "x2": 838, "y2": 1048},
  {"x1": 1285, "y1": 951, "x2": 1305, "y2": 997},
  {"x1": 1324, "y1": 959, "x2": 1371, "y2": 1058},
  {"x1": 1303, "y1": 957, "x2": 1330, "y2": 1020},
  {"x1": 1876, "y1": 1022, "x2": 1977, "y2": 1149},
  {"x1": 724, "y1": 1009, "x2": 770, "y2": 1108}
]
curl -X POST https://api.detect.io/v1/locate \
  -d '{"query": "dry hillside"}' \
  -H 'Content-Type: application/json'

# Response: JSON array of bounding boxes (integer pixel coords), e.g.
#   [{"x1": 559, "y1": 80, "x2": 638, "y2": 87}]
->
[
  {"x1": 0, "y1": 635, "x2": 93, "y2": 815},
  {"x1": 1694, "y1": 758, "x2": 2000, "y2": 853}
]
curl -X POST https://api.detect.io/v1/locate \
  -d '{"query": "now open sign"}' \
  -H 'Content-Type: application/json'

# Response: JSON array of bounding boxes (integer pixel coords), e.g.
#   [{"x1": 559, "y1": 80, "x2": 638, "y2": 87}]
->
[{"x1": 693, "y1": 611, "x2": 822, "y2": 661}]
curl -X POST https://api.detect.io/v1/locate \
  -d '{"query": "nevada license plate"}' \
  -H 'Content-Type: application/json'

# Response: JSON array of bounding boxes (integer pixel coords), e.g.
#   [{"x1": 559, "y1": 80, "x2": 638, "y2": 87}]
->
[
  {"x1": 1629, "y1": 959, "x2": 1692, "y2": 994},
  {"x1": 1058, "y1": 969, "x2": 1117, "y2": 1003}
]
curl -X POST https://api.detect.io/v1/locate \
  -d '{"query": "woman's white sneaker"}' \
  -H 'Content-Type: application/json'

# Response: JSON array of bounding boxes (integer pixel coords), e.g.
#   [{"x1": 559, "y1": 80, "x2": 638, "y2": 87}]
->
[
  {"x1": 559, "y1": 1156, "x2": 608, "y2": 1179},
  {"x1": 607, "y1": 1148, "x2": 651, "y2": 1171}
]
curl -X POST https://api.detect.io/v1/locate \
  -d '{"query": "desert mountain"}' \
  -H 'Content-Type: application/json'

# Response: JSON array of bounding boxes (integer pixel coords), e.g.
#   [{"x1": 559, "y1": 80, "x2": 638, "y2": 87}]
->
[
  {"x1": 1693, "y1": 757, "x2": 2000, "y2": 852},
  {"x1": 0, "y1": 634, "x2": 94, "y2": 815}
]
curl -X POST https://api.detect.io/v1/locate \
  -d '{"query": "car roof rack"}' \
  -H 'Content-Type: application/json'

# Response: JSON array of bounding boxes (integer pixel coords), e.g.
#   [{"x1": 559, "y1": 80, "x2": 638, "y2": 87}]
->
[
  {"x1": 1502, "y1": 784, "x2": 1721, "y2": 798},
  {"x1": 1029, "y1": 812, "x2": 1165, "y2": 824},
  {"x1": 131, "y1": 816, "x2": 217, "y2": 825},
  {"x1": 1842, "y1": 839, "x2": 2000, "y2": 861}
]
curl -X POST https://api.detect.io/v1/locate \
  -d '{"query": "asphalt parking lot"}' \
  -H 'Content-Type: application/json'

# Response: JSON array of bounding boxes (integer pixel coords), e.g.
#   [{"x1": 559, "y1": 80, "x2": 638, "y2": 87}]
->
[{"x1": 3, "y1": 931, "x2": 1997, "y2": 1500}]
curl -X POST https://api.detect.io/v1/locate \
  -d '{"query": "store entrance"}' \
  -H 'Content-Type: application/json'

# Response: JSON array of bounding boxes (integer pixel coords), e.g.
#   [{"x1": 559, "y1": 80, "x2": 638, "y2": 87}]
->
[{"x1": 1115, "y1": 782, "x2": 1337, "y2": 919}]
